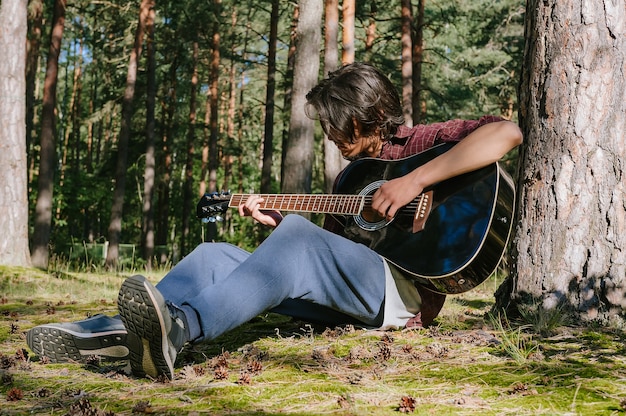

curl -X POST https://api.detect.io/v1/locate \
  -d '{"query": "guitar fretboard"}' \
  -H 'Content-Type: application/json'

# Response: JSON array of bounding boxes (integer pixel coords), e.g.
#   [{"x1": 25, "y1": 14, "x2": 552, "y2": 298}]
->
[{"x1": 228, "y1": 194, "x2": 366, "y2": 215}]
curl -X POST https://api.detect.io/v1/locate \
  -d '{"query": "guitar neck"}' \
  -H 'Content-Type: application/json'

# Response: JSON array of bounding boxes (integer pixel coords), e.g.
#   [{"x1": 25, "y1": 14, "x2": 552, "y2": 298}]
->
[{"x1": 227, "y1": 194, "x2": 366, "y2": 215}]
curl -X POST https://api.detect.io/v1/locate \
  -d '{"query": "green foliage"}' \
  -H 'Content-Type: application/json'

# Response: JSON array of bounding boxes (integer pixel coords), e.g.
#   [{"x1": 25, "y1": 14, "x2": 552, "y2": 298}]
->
[{"x1": 26, "y1": 0, "x2": 524, "y2": 268}]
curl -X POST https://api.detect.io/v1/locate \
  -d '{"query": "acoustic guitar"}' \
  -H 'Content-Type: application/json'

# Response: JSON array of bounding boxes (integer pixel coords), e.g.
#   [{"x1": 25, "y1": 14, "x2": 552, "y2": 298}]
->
[{"x1": 196, "y1": 143, "x2": 515, "y2": 295}]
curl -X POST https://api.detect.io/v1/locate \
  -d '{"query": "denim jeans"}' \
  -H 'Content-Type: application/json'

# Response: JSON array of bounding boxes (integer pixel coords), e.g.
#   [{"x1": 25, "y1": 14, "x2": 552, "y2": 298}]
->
[{"x1": 156, "y1": 214, "x2": 386, "y2": 343}]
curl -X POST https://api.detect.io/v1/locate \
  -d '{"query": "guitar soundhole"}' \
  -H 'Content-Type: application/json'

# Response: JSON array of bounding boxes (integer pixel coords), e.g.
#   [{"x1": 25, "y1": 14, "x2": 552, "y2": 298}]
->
[
  {"x1": 355, "y1": 180, "x2": 392, "y2": 231},
  {"x1": 361, "y1": 207, "x2": 385, "y2": 223}
]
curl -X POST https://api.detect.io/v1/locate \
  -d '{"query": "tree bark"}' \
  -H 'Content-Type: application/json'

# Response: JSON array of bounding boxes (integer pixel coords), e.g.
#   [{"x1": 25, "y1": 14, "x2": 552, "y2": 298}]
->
[
  {"x1": 282, "y1": 0, "x2": 322, "y2": 194},
  {"x1": 142, "y1": 4, "x2": 157, "y2": 269},
  {"x1": 181, "y1": 41, "x2": 198, "y2": 256},
  {"x1": 322, "y1": 0, "x2": 347, "y2": 193},
  {"x1": 260, "y1": 0, "x2": 279, "y2": 194},
  {"x1": 501, "y1": 0, "x2": 626, "y2": 324},
  {"x1": 280, "y1": 4, "x2": 299, "y2": 184},
  {"x1": 206, "y1": 0, "x2": 221, "y2": 242},
  {"x1": 412, "y1": 0, "x2": 425, "y2": 124},
  {"x1": 31, "y1": 0, "x2": 66, "y2": 269},
  {"x1": 25, "y1": 0, "x2": 43, "y2": 164},
  {"x1": 341, "y1": 0, "x2": 354, "y2": 64},
  {"x1": 0, "y1": 0, "x2": 31, "y2": 267},
  {"x1": 400, "y1": 0, "x2": 413, "y2": 127},
  {"x1": 105, "y1": 0, "x2": 153, "y2": 269}
]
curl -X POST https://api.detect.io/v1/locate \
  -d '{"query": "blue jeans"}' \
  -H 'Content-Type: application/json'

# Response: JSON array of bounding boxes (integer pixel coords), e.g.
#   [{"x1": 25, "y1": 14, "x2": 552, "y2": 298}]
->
[{"x1": 156, "y1": 214, "x2": 386, "y2": 343}]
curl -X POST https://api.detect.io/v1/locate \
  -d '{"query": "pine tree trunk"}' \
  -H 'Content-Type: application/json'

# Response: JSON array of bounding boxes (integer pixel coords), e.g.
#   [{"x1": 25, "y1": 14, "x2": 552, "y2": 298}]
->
[
  {"x1": 181, "y1": 41, "x2": 198, "y2": 256},
  {"x1": 501, "y1": 0, "x2": 626, "y2": 324},
  {"x1": 142, "y1": 5, "x2": 157, "y2": 269},
  {"x1": 0, "y1": 0, "x2": 31, "y2": 267},
  {"x1": 322, "y1": 0, "x2": 347, "y2": 193},
  {"x1": 282, "y1": 0, "x2": 322, "y2": 194},
  {"x1": 341, "y1": 0, "x2": 354, "y2": 64},
  {"x1": 261, "y1": 0, "x2": 279, "y2": 194},
  {"x1": 412, "y1": 0, "x2": 425, "y2": 124},
  {"x1": 400, "y1": 0, "x2": 413, "y2": 127},
  {"x1": 31, "y1": 0, "x2": 66, "y2": 269},
  {"x1": 105, "y1": 0, "x2": 152, "y2": 269}
]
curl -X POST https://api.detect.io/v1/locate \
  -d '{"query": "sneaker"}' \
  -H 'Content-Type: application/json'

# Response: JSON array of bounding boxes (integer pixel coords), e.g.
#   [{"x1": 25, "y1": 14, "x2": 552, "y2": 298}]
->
[
  {"x1": 117, "y1": 275, "x2": 187, "y2": 380},
  {"x1": 26, "y1": 314, "x2": 129, "y2": 363}
]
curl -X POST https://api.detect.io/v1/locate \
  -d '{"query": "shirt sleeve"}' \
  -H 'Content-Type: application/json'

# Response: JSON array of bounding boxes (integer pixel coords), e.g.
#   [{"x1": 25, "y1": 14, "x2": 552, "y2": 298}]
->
[
  {"x1": 434, "y1": 115, "x2": 504, "y2": 144},
  {"x1": 380, "y1": 115, "x2": 504, "y2": 160}
]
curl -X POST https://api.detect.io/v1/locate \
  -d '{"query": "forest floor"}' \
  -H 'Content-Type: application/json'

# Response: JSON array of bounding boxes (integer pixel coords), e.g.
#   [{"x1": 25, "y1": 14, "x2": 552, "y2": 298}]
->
[{"x1": 1, "y1": 265, "x2": 626, "y2": 415}]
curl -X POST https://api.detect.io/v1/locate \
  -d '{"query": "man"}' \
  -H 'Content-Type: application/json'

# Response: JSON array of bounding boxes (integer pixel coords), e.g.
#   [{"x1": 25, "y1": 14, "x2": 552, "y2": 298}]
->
[{"x1": 27, "y1": 62, "x2": 522, "y2": 379}]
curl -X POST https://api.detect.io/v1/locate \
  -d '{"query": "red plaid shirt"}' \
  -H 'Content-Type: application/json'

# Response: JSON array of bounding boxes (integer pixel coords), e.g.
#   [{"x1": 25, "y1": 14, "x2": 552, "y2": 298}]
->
[{"x1": 379, "y1": 115, "x2": 503, "y2": 160}]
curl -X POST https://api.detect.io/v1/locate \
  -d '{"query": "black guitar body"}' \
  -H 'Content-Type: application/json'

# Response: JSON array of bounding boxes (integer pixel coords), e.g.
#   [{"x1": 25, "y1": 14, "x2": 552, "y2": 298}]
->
[{"x1": 331, "y1": 143, "x2": 515, "y2": 295}]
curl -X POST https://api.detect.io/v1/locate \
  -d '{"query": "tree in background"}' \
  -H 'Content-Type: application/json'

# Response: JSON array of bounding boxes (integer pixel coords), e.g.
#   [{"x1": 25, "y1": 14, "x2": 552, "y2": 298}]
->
[
  {"x1": 400, "y1": 0, "x2": 413, "y2": 126},
  {"x1": 31, "y1": 0, "x2": 66, "y2": 269},
  {"x1": 141, "y1": 3, "x2": 157, "y2": 269},
  {"x1": 497, "y1": 0, "x2": 626, "y2": 323},
  {"x1": 0, "y1": 0, "x2": 31, "y2": 267},
  {"x1": 10, "y1": 0, "x2": 524, "y2": 267},
  {"x1": 105, "y1": 0, "x2": 154, "y2": 269},
  {"x1": 282, "y1": 0, "x2": 323, "y2": 195},
  {"x1": 260, "y1": 0, "x2": 280, "y2": 194},
  {"x1": 322, "y1": 0, "x2": 347, "y2": 193}
]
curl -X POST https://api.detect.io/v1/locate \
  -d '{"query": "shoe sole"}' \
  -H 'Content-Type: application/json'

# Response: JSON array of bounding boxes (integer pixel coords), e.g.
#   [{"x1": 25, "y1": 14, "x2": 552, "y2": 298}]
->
[
  {"x1": 26, "y1": 325, "x2": 128, "y2": 363},
  {"x1": 117, "y1": 276, "x2": 174, "y2": 379}
]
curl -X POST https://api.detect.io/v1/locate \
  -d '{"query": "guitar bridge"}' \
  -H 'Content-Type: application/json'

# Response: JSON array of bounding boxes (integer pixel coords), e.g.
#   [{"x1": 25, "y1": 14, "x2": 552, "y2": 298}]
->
[{"x1": 412, "y1": 190, "x2": 433, "y2": 233}]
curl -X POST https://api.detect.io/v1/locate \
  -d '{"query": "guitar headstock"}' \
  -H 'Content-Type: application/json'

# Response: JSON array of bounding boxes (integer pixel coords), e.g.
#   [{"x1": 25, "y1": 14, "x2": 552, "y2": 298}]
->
[{"x1": 196, "y1": 192, "x2": 231, "y2": 221}]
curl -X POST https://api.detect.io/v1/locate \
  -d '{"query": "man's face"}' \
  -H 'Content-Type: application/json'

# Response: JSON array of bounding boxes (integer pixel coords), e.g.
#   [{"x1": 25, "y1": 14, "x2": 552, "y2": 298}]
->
[
  {"x1": 327, "y1": 132, "x2": 361, "y2": 160},
  {"x1": 327, "y1": 127, "x2": 380, "y2": 161}
]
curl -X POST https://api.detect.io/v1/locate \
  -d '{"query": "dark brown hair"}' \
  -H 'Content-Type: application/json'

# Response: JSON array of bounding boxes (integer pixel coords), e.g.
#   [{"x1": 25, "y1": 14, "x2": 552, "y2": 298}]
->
[{"x1": 305, "y1": 62, "x2": 404, "y2": 143}]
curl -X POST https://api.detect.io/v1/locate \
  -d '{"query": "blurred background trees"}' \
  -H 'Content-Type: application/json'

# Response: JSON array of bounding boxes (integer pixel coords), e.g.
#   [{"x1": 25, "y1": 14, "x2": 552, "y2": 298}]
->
[{"x1": 6, "y1": 0, "x2": 524, "y2": 270}]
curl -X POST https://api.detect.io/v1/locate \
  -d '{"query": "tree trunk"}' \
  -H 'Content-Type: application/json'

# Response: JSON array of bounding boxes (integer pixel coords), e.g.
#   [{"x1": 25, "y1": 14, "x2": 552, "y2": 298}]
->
[
  {"x1": 260, "y1": 0, "x2": 279, "y2": 194},
  {"x1": 280, "y1": 4, "x2": 299, "y2": 184},
  {"x1": 400, "y1": 0, "x2": 413, "y2": 127},
  {"x1": 282, "y1": 0, "x2": 322, "y2": 194},
  {"x1": 341, "y1": 0, "x2": 354, "y2": 64},
  {"x1": 0, "y1": 0, "x2": 31, "y2": 267},
  {"x1": 181, "y1": 41, "x2": 198, "y2": 256},
  {"x1": 156, "y1": 58, "x2": 177, "y2": 265},
  {"x1": 206, "y1": 0, "x2": 221, "y2": 242},
  {"x1": 500, "y1": 0, "x2": 626, "y2": 324},
  {"x1": 25, "y1": 0, "x2": 43, "y2": 164},
  {"x1": 142, "y1": 4, "x2": 157, "y2": 269},
  {"x1": 412, "y1": 0, "x2": 425, "y2": 124},
  {"x1": 322, "y1": 0, "x2": 347, "y2": 193},
  {"x1": 105, "y1": 0, "x2": 152, "y2": 269},
  {"x1": 31, "y1": 0, "x2": 66, "y2": 269}
]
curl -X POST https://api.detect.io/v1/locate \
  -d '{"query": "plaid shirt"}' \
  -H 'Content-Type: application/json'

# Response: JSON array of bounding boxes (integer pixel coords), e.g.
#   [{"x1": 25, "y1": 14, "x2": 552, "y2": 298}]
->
[{"x1": 379, "y1": 115, "x2": 503, "y2": 160}]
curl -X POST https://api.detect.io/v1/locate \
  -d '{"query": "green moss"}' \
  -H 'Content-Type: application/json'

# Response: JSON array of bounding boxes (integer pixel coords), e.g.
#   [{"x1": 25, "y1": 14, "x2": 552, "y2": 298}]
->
[{"x1": 1, "y1": 266, "x2": 626, "y2": 415}]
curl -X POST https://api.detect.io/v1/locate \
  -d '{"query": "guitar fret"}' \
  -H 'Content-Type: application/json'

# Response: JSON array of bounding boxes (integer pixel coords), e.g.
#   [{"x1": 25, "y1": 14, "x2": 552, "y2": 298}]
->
[{"x1": 227, "y1": 193, "x2": 367, "y2": 215}]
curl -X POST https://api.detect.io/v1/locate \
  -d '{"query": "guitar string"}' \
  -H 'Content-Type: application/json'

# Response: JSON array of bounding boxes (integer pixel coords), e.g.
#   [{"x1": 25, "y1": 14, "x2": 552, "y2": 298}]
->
[{"x1": 225, "y1": 194, "x2": 426, "y2": 217}]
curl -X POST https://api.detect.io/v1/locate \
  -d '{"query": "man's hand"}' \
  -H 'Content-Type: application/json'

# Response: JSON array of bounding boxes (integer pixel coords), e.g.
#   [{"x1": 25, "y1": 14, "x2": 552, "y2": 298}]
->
[
  {"x1": 238, "y1": 195, "x2": 283, "y2": 227},
  {"x1": 371, "y1": 174, "x2": 424, "y2": 220}
]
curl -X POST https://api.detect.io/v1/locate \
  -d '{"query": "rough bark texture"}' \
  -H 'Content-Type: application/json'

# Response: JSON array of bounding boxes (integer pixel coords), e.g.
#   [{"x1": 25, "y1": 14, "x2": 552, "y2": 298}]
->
[
  {"x1": 31, "y1": 0, "x2": 66, "y2": 269},
  {"x1": 282, "y1": 0, "x2": 322, "y2": 194},
  {"x1": 400, "y1": 0, "x2": 413, "y2": 127},
  {"x1": 507, "y1": 0, "x2": 626, "y2": 324},
  {"x1": 323, "y1": 0, "x2": 347, "y2": 193},
  {"x1": 0, "y1": 0, "x2": 31, "y2": 267}
]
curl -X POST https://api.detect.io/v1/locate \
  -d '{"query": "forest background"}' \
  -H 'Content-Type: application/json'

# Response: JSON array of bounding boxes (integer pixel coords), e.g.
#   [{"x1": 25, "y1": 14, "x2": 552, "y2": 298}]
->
[{"x1": 15, "y1": 0, "x2": 524, "y2": 271}]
